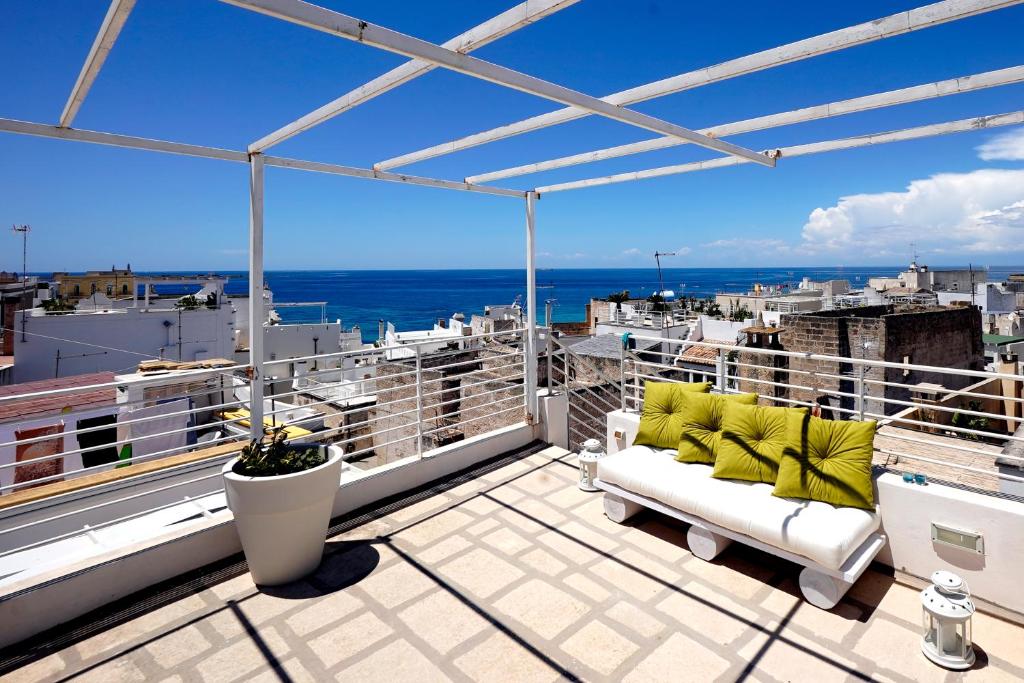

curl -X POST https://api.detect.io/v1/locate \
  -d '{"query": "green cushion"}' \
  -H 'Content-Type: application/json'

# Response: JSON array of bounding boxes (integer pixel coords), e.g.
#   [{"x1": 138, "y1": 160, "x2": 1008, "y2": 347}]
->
[
  {"x1": 772, "y1": 412, "x2": 877, "y2": 510},
  {"x1": 674, "y1": 392, "x2": 758, "y2": 463},
  {"x1": 712, "y1": 402, "x2": 809, "y2": 483},
  {"x1": 633, "y1": 381, "x2": 712, "y2": 449}
]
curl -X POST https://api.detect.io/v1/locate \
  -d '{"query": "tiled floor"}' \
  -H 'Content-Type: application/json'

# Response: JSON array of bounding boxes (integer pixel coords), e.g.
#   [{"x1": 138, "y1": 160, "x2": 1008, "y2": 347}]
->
[{"x1": 7, "y1": 445, "x2": 1024, "y2": 682}]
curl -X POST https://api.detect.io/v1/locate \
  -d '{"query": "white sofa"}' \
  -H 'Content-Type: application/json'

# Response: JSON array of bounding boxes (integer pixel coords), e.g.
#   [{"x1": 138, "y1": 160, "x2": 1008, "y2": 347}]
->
[{"x1": 599, "y1": 410, "x2": 886, "y2": 609}]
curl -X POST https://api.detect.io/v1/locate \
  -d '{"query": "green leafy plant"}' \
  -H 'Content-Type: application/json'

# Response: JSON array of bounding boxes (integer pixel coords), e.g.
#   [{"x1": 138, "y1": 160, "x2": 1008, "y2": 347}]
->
[
  {"x1": 176, "y1": 294, "x2": 201, "y2": 310},
  {"x1": 232, "y1": 426, "x2": 326, "y2": 477},
  {"x1": 729, "y1": 303, "x2": 752, "y2": 322},
  {"x1": 646, "y1": 293, "x2": 670, "y2": 312},
  {"x1": 41, "y1": 297, "x2": 75, "y2": 314},
  {"x1": 607, "y1": 290, "x2": 630, "y2": 309},
  {"x1": 951, "y1": 400, "x2": 991, "y2": 441}
]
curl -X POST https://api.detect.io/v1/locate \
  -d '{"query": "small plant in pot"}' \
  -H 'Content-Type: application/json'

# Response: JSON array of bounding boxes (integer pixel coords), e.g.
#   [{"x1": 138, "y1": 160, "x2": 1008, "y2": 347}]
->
[{"x1": 222, "y1": 427, "x2": 343, "y2": 586}]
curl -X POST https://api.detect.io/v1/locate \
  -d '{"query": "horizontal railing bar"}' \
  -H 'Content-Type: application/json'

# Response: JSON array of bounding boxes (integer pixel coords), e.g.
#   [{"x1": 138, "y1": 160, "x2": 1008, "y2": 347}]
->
[
  {"x1": 875, "y1": 447, "x2": 1024, "y2": 484},
  {"x1": 421, "y1": 404, "x2": 523, "y2": 436},
  {"x1": 877, "y1": 429, "x2": 1022, "y2": 463}
]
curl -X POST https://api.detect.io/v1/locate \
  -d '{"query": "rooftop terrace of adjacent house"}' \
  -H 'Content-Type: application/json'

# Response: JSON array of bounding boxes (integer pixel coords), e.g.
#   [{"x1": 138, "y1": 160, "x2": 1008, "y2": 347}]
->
[{"x1": 3, "y1": 0, "x2": 1024, "y2": 680}]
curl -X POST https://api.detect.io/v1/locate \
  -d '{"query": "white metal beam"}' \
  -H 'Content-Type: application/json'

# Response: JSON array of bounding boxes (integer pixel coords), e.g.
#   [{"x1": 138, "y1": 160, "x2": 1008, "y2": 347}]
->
[
  {"x1": 524, "y1": 191, "x2": 538, "y2": 421},
  {"x1": 0, "y1": 117, "x2": 249, "y2": 162},
  {"x1": 0, "y1": 117, "x2": 523, "y2": 197},
  {"x1": 467, "y1": 64, "x2": 1024, "y2": 183},
  {"x1": 534, "y1": 111, "x2": 1024, "y2": 193},
  {"x1": 250, "y1": 0, "x2": 581, "y2": 152},
  {"x1": 60, "y1": 0, "x2": 136, "y2": 128},
  {"x1": 220, "y1": 0, "x2": 773, "y2": 167},
  {"x1": 377, "y1": 0, "x2": 1023, "y2": 171},
  {"x1": 248, "y1": 154, "x2": 266, "y2": 440},
  {"x1": 262, "y1": 155, "x2": 525, "y2": 197}
]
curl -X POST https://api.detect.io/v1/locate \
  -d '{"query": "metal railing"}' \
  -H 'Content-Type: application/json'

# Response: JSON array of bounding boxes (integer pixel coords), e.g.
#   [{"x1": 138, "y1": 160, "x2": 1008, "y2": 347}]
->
[
  {"x1": 547, "y1": 335, "x2": 623, "y2": 452},
  {"x1": 605, "y1": 333, "x2": 1024, "y2": 498},
  {"x1": 0, "y1": 328, "x2": 529, "y2": 573}
]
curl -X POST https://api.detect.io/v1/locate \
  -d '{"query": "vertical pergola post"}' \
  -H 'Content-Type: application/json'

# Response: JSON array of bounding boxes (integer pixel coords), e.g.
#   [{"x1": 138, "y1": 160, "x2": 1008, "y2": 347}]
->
[
  {"x1": 248, "y1": 153, "x2": 266, "y2": 440},
  {"x1": 524, "y1": 191, "x2": 538, "y2": 422}
]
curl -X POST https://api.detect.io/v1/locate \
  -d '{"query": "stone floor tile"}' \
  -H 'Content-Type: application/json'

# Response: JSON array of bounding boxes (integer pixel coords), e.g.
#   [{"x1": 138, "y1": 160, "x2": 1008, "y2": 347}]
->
[
  {"x1": 333, "y1": 638, "x2": 449, "y2": 682},
  {"x1": 738, "y1": 627, "x2": 860, "y2": 683},
  {"x1": 787, "y1": 599, "x2": 864, "y2": 641},
  {"x1": 973, "y1": 611, "x2": 1024, "y2": 670},
  {"x1": 73, "y1": 656, "x2": 148, "y2": 683},
  {"x1": 414, "y1": 533, "x2": 472, "y2": 565},
  {"x1": 194, "y1": 626, "x2": 289, "y2": 683},
  {"x1": 357, "y1": 559, "x2": 435, "y2": 609},
  {"x1": 559, "y1": 620, "x2": 640, "y2": 676},
  {"x1": 656, "y1": 588, "x2": 751, "y2": 646},
  {"x1": 4, "y1": 654, "x2": 67, "y2": 683},
  {"x1": 458, "y1": 492, "x2": 504, "y2": 516},
  {"x1": 397, "y1": 588, "x2": 489, "y2": 655},
  {"x1": 210, "y1": 573, "x2": 257, "y2": 601},
  {"x1": 682, "y1": 555, "x2": 775, "y2": 602},
  {"x1": 556, "y1": 520, "x2": 621, "y2": 554},
  {"x1": 307, "y1": 611, "x2": 393, "y2": 669},
  {"x1": 482, "y1": 527, "x2": 532, "y2": 556},
  {"x1": 514, "y1": 469, "x2": 572, "y2": 496},
  {"x1": 454, "y1": 632, "x2": 560, "y2": 683},
  {"x1": 623, "y1": 632, "x2": 732, "y2": 683},
  {"x1": 589, "y1": 555, "x2": 668, "y2": 603},
  {"x1": 392, "y1": 508, "x2": 473, "y2": 547},
  {"x1": 606, "y1": 601, "x2": 666, "y2": 639},
  {"x1": 494, "y1": 579, "x2": 590, "y2": 640},
  {"x1": 564, "y1": 572, "x2": 611, "y2": 603},
  {"x1": 480, "y1": 458, "x2": 534, "y2": 483},
  {"x1": 624, "y1": 517, "x2": 692, "y2": 563},
  {"x1": 519, "y1": 547, "x2": 568, "y2": 577},
  {"x1": 146, "y1": 624, "x2": 212, "y2": 669},
  {"x1": 284, "y1": 589, "x2": 363, "y2": 637},
  {"x1": 76, "y1": 594, "x2": 209, "y2": 660},
  {"x1": 437, "y1": 547, "x2": 525, "y2": 599},
  {"x1": 536, "y1": 529, "x2": 600, "y2": 566},
  {"x1": 248, "y1": 658, "x2": 317, "y2": 683},
  {"x1": 466, "y1": 517, "x2": 501, "y2": 536},
  {"x1": 543, "y1": 484, "x2": 593, "y2": 511},
  {"x1": 852, "y1": 615, "x2": 943, "y2": 682},
  {"x1": 387, "y1": 494, "x2": 453, "y2": 523}
]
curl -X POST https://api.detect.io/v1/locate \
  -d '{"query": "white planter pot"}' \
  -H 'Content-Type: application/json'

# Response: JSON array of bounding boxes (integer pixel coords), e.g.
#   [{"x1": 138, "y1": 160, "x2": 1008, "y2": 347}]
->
[{"x1": 223, "y1": 444, "x2": 343, "y2": 586}]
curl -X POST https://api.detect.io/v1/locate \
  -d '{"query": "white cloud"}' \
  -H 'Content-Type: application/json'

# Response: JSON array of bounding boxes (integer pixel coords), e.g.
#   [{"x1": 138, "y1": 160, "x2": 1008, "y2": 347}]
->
[
  {"x1": 676, "y1": 246, "x2": 693, "y2": 256},
  {"x1": 701, "y1": 238, "x2": 788, "y2": 252},
  {"x1": 977, "y1": 126, "x2": 1024, "y2": 161},
  {"x1": 621, "y1": 247, "x2": 641, "y2": 256},
  {"x1": 800, "y1": 169, "x2": 1024, "y2": 255}
]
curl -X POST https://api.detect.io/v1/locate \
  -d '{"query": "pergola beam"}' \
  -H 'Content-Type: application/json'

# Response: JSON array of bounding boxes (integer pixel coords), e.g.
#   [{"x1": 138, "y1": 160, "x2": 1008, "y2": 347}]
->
[
  {"x1": 59, "y1": 0, "x2": 136, "y2": 128},
  {"x1": 250, "y1": 0, "x2": 581, "y2": 152},
  {"x1": 220, "y1": 0, "x2": 774, "y2": 167},
  {"x1": 468, "y1": 64, "x2": 1024, "y2": 183},
  {"x1": 0, "y1": 117, "x2": 523, "y2": 197},
  {"x1": 262, "y1": 155, "x2": 525, "y2": 197},
  {"x1": 377, "y1": 0, "x2": 1023, "y2": 171},
  {"x1": 535, "y1": 111, "x2": 1024, "y2": 193}
]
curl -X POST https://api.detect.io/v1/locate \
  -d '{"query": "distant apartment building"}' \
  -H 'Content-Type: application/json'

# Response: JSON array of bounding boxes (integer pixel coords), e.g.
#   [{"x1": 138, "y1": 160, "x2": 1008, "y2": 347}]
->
[
  {"x1": 52, "y1": 268, "x2": 135, "y2": 302},
  {"x1": 736, "y1": 304, "x2": 985, "y2": 419},
  {"x1": 868, "y1": 261, "x2": 985, "y2": 294}
]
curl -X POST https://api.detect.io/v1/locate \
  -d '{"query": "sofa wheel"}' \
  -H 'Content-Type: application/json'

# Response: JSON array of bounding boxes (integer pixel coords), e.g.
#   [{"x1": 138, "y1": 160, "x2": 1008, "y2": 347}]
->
[
  {"x1": 603, "y1": 493, "x2": 643, "y2": 523},
  {"x1": 687, "y1": 526, "x2": 733, "y2": 561},
  {"x1": 799, "y1": 568, "x2": 852, "y2": 610}
]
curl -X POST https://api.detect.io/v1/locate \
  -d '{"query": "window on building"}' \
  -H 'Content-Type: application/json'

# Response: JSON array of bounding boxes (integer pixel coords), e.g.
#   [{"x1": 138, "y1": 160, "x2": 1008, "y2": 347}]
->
[
  {"x1": 73, "y1": 284, "x2": 80, "y2": 295},
  {"x1": 90, "y1": 283, "x2": 97, "y2": 294},
  {"x1": 122, "y1": 284, "x2": 129, "y2": 294},
  {"x1": 106, "y1": 284, "x2": 113, "y2": 295}
]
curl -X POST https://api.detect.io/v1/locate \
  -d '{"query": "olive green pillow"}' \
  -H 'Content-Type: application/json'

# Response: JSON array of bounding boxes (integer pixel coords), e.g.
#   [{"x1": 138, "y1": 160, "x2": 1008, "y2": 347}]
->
[
  {"x1": 674, "y1": 392, "x2": 758, "y2": 464},
  {"x1": 713, "y1": 402, "x2": 809, "y2": 483},
  {"x1": 633, "y1": 381, "x2": 712, "y2": 449},
  {"x1": 773, "y1": 412, "x2": 877, "y2": 510}
]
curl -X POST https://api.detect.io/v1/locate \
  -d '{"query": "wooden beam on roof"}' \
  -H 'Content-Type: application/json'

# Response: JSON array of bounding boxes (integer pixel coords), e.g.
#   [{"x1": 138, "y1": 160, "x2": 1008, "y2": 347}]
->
[
  {"x1": 376, "y1": 0, "x2": 1024, "y2": 171},
  {"x1": 249, "y1": 0, "x2": 581, "y2": 152},
  {"x1": 467, "y1": 65, "x2": 1024, "y2": 183},
  {"x1": 534, "y1": 111, "x2": 1024, "y2": 193},
  {"x1": 59, "y1": 0, "x2": 136, "y2": 128},
  {"x1": 221, "y1": 0, "x2": 774, "y2": 167}
]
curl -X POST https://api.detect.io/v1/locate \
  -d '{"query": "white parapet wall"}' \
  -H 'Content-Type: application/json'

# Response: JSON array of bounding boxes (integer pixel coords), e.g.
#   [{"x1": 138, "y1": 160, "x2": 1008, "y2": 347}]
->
[{"x1": 603, "y1": 409, "x2": 1024, "y2": 620}]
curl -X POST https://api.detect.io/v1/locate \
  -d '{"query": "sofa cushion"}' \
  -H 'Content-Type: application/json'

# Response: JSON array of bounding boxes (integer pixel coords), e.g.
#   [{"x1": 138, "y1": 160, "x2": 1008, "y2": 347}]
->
[
  {"x1": 674, "y1": 392, "x2": 758, "y2": 464},
  {"x1": 598, "y1": 446, "x2": 880, "y2": 570},
  {"x1": 773, "y1": 413, "x2": 877, "y2": 510},
  {"x1": 713, "y1": 403, "x2": 809, "y2": 484},
  {"x1": 633, "y1": 381, "x2": 712, "y2": 450}
]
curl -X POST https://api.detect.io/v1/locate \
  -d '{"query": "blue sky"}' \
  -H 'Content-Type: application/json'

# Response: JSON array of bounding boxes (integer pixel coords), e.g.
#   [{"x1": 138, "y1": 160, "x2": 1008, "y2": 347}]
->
[{"x1": 1, "y1": 0, "x2": 1023, "y2": 272}]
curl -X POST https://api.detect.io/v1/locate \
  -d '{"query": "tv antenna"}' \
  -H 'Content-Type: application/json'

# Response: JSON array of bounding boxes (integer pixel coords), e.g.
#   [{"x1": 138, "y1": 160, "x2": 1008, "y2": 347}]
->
[
  {"x1": 11, "y1": 225, "x2": 31, "y2": 342},
  {"x1": 654, "y1": 251, "x2": 676, "y2": 297}
]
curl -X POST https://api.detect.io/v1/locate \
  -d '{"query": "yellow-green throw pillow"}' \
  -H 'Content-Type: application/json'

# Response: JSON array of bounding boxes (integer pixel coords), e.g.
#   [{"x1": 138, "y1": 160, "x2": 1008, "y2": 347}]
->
[
  {"x1": 633, "y1": 381, "x2": 712, "y2": 449},
  {"x1": 713, "y1": 402, "x2": 809, "y2": 483},
  {"x1": 773, "y1": 412, "x2": 877, "y2": 510},
  {"x1": 674, "y1": 392, "x2": 758, "y2": 463}
]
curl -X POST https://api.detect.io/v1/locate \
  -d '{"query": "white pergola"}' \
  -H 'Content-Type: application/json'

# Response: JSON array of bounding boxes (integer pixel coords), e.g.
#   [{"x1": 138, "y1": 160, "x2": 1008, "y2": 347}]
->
[{"x1": 2, "y1": 0, "x2": 1022, "y2": 440}]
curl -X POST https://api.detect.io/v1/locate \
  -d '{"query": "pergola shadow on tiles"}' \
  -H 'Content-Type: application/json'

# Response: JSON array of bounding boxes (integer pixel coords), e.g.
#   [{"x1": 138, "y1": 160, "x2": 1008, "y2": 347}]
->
[{"x1": 2, "y1": 0, "x2": 1022, "y2": 439}]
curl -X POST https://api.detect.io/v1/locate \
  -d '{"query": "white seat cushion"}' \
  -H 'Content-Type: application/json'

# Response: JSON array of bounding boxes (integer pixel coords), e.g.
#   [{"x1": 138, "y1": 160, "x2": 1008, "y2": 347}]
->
[{"x1": 597, "y1": 446, "x2": 880, "y2": 571}]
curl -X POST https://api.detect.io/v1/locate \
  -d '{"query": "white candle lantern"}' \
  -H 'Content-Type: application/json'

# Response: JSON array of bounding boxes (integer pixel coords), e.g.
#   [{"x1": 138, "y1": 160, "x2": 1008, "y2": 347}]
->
[
  {"x1": 578, "y1": 439, "x2": 605, "y2": 492},
  {"x1": 920, "y1": 570, "x2": 975, "y2": 670}
]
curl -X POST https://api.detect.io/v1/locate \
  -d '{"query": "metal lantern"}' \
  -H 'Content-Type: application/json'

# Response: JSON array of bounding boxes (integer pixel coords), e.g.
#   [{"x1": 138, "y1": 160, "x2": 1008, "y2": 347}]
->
[
  {"x1": 921, "y1": 570, "x2": 975, "y2": 670},
  {"x1": 578, "y1": 439, "x2": 605, "y2": 492}
]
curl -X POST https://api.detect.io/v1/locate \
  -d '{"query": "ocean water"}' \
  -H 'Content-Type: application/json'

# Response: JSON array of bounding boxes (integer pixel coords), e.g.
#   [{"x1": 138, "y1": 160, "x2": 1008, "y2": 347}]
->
[{"x1": 183, "y1": 266, "x2": 1020, "y2": 343}]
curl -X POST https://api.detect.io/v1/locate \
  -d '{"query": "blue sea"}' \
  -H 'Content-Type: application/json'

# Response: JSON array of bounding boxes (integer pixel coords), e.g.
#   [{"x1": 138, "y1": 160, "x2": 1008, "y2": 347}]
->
[{"x1": 126, "y1": 266, "x2": 1022, "y2": 343}]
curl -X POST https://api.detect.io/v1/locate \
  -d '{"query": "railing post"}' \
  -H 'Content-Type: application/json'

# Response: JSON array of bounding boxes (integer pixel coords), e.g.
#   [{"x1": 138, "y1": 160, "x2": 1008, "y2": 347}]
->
[
  {"x1": 857, "y1": 362, "x2": 867, "y2": 421},
  {"x1": 415, "y1": 345, "x2": 424, "y2": 457},
  {"x1": 620, "y1": 340, "x2": 627, "y2": 411},
  {"x1": 716, "y1": 347, "x2": 727, "y2": 394},
  {"x1": 247, "y1": 153, "x2": 265, "y2": 441},
  {"x1": 546, "y1": 330, "x2": 554, "y2": 395},
  {"x1": 524, "y1": 191, "x2": 538, "y2": 422}
]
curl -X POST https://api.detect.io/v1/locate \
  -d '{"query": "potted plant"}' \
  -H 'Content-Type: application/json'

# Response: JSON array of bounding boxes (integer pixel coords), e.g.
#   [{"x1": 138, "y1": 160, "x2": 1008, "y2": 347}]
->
[{"x1": 222, "y1": 427, "x2": 343, "y2": 585}]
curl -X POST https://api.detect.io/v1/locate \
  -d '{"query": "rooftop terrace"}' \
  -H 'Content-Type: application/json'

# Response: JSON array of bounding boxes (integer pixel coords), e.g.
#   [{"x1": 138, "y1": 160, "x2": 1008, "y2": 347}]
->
[{"x1": 6, "y1": 444, "x2": 1023, "y2": 683}]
